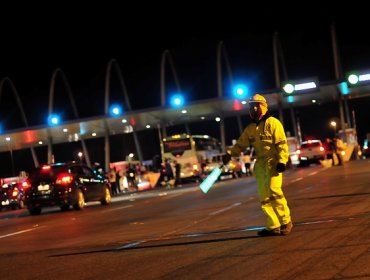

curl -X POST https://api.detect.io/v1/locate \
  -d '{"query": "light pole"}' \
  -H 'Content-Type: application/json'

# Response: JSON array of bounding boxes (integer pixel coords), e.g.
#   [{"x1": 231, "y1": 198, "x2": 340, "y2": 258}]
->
[
  {"x1": 78, "y1": 152, "x2": 83, "y2": 163},
  {"x1": 330, "y1": 121, "x2": 337, "y2": 137},
  {"x1": 5, "y1": 137, "x2": 15, "y2": 176}
]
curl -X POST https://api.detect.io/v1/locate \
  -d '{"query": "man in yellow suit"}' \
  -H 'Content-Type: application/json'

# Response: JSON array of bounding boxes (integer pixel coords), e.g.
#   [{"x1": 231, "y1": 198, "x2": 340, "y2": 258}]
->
[{"x1": 223, "y1": 94, "x2": 293, "y2": 236}]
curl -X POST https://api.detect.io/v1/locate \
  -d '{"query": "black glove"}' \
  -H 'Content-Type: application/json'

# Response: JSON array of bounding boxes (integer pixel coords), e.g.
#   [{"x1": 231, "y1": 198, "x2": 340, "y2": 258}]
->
[
  {"x1": 276, "y1": 163, "x2": 286, "y2": 173},
  {"x1": 222, "y1": 153, "x2": 232, "y2": 165}
]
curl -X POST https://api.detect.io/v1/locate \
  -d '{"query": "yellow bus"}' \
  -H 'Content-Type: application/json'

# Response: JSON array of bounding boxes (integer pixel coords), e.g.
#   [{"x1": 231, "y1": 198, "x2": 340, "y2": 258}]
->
[{"x1": 160, "y1": 134, "x2": 222, "y2": 180}]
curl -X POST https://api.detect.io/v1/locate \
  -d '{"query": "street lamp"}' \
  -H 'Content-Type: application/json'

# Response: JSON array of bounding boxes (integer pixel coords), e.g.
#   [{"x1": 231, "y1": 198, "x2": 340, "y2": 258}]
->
[
  {"x1": 330, "y1": 121, "x2": 337, "y2": 136},
  {"x1": 6, "y1": 137, "x2": 15, "y2": 176},
  {"x1": 78, "y1": 152, "x2": 83, "y2": 162}
]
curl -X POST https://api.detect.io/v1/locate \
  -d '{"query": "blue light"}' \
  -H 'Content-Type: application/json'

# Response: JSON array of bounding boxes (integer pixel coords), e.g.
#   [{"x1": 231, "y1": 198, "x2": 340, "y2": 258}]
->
[
  {"x1": 170, "y1": 94, "x2": 185, "y2": 108},
  {"x1": 339, "y1": 82, "x2": 349, "y2": 95},
  {"x1": 47, "y1": 114, "x2": 61, "y2": 126},
  {"x1": 287, "y1": 96, "x2": 294, "y2": 103},
  {"x1": 233, "y1": 84, "x2": 248, "y2": 99},
  {"x1": 109, "y1": 104, "x2": 122, "y2": 117}
]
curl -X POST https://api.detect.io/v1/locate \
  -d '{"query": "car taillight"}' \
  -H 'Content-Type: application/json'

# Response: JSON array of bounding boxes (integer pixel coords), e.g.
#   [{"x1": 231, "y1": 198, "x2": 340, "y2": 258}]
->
[
  {"x1": 296, "y1": 149, "x2": 301, "y2": 155},
  {"x1": 56, "y1": 173, "x2": 73, "y2": 185},
  {"x1": 21, "y1": 180, "x2": 31, "y2": 190},
  {"x1": 320, "y1": 146, "x2": 325, "y2": 152},
  {"x1": 12, "y1": 187, "x2": 19, "y2": 197},
  {"x1": 41, "y1": 165, "x2": 51, "y2": 171}
]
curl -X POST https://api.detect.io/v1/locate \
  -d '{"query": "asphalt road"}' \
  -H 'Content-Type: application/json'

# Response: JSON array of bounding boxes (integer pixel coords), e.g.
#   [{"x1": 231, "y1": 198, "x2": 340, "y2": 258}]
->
[{"x1": 0, "y1": 159, "x2": 369, "y2": 280}]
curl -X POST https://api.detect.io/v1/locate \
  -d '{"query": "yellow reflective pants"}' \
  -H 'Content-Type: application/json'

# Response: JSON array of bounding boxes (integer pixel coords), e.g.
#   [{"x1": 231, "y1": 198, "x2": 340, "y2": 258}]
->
[{"x1": 254, "y1": 158, "x2": 291, "y2": 230}]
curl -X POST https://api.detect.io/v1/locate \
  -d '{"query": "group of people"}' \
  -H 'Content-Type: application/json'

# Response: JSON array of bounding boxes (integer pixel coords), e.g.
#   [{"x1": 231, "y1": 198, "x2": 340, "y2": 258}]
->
[
  {"x1": 324, "y1": 136, "x2": 345, "y2": 166},
  {"x1": 158, "y1": 159, "x2": 182, "y2": 188},
  {"x1": 108, "y1": 166, "x2": 129, "y2": 195},
  {"x1": 107, "y1": 164, "x2": 149, "y2": 195}
]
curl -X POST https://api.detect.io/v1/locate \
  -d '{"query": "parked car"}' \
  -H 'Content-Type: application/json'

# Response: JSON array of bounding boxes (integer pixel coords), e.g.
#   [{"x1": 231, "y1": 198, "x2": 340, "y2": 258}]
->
[
  {"x1": 296, "y1": 139, "x2": 326, "y2": 166},
  {"x1": 24, "y1": 162, "x2": 112, "y2": 215},
  {"x1": 0, "y1": 180, "x2": 27, "y2": 210}
]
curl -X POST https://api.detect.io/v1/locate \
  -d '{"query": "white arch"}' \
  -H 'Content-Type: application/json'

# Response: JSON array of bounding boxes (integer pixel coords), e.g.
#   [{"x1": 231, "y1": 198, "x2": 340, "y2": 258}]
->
[
  {"x1": 159, "y1": 50, "x2": 185, "y2": 138},
  {"x1": 0, "y1": 77, "x2": 39, "y2": 169},
  {"x1": 160, "y1": 49, "x2": 182, "y2": 107},
  {"x1": 216, "y1": 41, "x2": 235, "y2": 152},
  {"x1": 47, "y1": 68, "x2": 91, "y2": 167},
  {"x1": 217, "y1": 41, "x2": 234, "y2": 98},
  {"x1": 103, "y1": 58, "x2": 142, "y2": 172}
]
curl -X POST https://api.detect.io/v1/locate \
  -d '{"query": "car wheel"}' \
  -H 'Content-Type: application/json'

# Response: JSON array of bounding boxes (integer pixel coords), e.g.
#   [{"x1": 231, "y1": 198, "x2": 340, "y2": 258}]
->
[
  {"x1": 101, "y1": 186, "x2": 112, "y2": 205},
  {"x1": 28, "y1": 207, "x2": 42, "y2": 215},
  {"x1": 73, "y1": 189, "x2": 85, "y2": 210},
  {"x1": 60, "y1": 204, "x2": 70, "y2": 211}
]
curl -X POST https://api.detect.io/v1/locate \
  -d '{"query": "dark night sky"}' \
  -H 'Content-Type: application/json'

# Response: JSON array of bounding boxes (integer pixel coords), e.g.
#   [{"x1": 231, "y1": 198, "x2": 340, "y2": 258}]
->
[{"x1": 1, "y1": 5, "x2": 370, "y2": 176}]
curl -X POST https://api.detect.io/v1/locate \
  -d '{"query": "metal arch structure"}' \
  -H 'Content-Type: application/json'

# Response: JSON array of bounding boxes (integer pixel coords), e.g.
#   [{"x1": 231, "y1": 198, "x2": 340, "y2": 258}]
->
[
  {"x1": 0, "y1": 82, "x2": 369, "y2": 165},
  {"x1": 160, "y1": 49, "x2": 185, "y2": 138},
  {"x1": 273, "y1": 32, "x2": 286, "y2": 125},
  {"x1": 0, "y1": 77, "x2": 39, "y2": 170},
  {"x1": 160, "y1": 49, "x2": 182, "y2": 107},
  {"x1": 216, "y1": 41, "x2": 235, "y2": 152},
  {"x1": 273, "y1": 32, "x2": 300, "y2": 139},
  {"x1": 47, "y1": 68, "x2": 91, "y2": 167},
  {"x1": 217, "y1": 41, "x2": 234, "y2": 98},
  {"x1": 103, "y1": 58, "x2": 143, "y2": 172}
]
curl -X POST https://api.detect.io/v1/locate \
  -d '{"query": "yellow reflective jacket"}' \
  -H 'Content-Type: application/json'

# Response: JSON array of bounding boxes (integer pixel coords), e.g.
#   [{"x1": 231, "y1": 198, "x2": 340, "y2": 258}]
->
[{"x1": 229, "y1": 115, "x2": 289, "y2": 164}]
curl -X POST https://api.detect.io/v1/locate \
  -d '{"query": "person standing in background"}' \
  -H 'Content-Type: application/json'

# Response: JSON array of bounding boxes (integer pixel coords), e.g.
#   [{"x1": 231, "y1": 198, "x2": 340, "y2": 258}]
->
[
  {"x1": 173, "y1": 160, "x2": 182, "y2": 187},
  {"x1": 333, "y1": 136, "x2": 344, "y2": 166}
]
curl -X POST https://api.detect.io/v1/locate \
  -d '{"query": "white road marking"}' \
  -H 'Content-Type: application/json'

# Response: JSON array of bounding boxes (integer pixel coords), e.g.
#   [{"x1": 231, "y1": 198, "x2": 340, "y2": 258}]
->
[
  {"x1": 0, "y1": 226, "x2": 42, "y2": 239},
  {"x1": 116, "y1": 241, "x2": 143, "y2": 250},
  {"x1": 209, "y1": 202, "x2": 242, "y2": 216},
  {"x1": 290, "y1": 177, "x2": 303, "y2": 183},
  {"x1": 104, "y1": 205, "x2": 133, "y2": 212}
]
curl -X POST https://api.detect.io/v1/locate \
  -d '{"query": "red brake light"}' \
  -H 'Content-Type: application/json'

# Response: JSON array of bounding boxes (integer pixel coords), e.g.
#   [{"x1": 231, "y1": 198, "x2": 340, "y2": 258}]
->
[
  {"x1": 56, "y1": 173, "x2": 73, "y2": 185},
  {"x1": 320, "y1": 146, "x2": 325, "y2": 152},
  {"x1": 21, "y1": 180, "x2": 31, "y2": 190},
  {"x1": 42, "y1": 165, "x2": 51, "y2": 171}
]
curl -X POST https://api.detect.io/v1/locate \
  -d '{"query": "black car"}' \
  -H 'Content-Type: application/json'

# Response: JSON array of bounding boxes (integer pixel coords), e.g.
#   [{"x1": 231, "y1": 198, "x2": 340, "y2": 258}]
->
[
  {"x1": 0, "y1": 181, "x2": 26, "y2": 210},
  {"x1": 24, "y1": 162, "x2": 112, "y2": 215}
]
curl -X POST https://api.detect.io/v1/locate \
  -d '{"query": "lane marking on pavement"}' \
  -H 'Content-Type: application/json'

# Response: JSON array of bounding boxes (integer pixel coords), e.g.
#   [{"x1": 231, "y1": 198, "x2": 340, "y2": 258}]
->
[
  {"x1": 115, "y1": 202, "x2": 242, "y2": 250},
  {"x1": 0, "y1": 226, "x2": 43, "y2": 239},
  {"x1": 299, "y1": 219, "x2": 335, "y2": 225},
  {"x1": 209, "y1": 202, "x2": 242, "y2": 216},
  {"x1": 159, "y1": 202, "x2": 243, "y2": 237},
  {"x1": 104, "y1": 205, "x2": 133, "y2": 212},
  {"x1": 116, "y1": 241, "x2": 143, "y2": 250},
  {"x1": 290, "y1": 177, "x2": 303, "y2": 183}
]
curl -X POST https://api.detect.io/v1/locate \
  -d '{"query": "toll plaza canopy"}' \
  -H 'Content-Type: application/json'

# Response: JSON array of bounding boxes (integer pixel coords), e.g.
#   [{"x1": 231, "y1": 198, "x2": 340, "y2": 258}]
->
[{"x1": 0, "y1": 81, "x2": 369, "y2": 153}]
